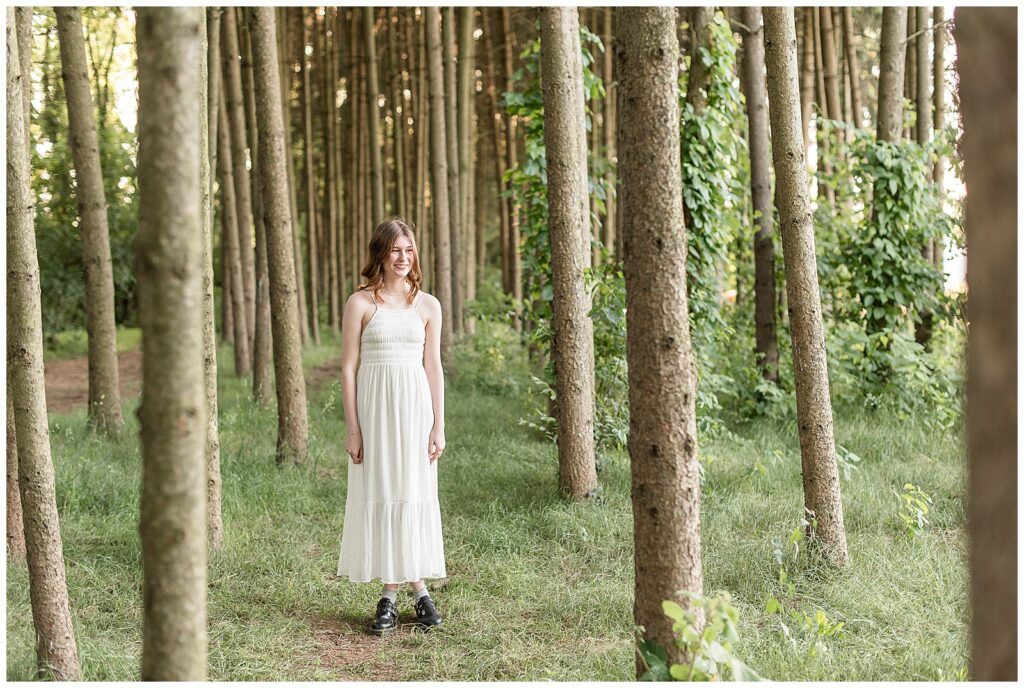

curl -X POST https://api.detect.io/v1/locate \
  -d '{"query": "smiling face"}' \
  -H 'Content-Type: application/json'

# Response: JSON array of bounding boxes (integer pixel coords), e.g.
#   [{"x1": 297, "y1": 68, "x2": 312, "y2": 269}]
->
[{"x1": 387, "y1": 235, "x2": 416, "y2": 279}]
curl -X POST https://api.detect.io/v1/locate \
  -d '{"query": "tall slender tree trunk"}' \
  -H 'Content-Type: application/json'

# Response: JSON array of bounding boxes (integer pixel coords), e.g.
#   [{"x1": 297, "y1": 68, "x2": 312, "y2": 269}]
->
[
  {"x1": 811, "y1": 8, "x2": 835, "y2": 207},
  {"x1": 248, "y1": 7, "x2": 311, "y2": 466},
  {"x1": 956, "y1": 8, "x2": 1018, "y2": 680},
  {"x1": 136, "y1": 8, "x2": 207, "y2": 679},
  {"x1": 201, "y1": 7, "x2": 224, "y2": 551},
  {"x1": 739, "y1": 7, "x2": 779, "y2": 384},
  {"x1": 333, "y1": 10, "x2": 349, "y2": 300},
  {"x1": 222, "y1": 7, "x2": 257, "y2": 351},
  {"x1": 501, "y1": 7, "x2": 522, "y2": 332},
  {"x1": 602, "y1": 7, "x2": 617, "y2": 264},
  {"x1": 322, "y1": 12, "x2": 340, "y2": 331},
  {"x1": 798, "y1": 8, "x2": 815, "y2": 153},
  {"x1": 300, "y1": 8, "x2": 320, "y2": 345},
  {"x1": 241, "y1": 17, "x2": 274, "y2": 405},
  {"x1": 416, "y1": 11, "x2": 432, "y2": 287},
  {"x1": 365, "y1": 7, "x2": 385, "y2": 222},
  {"x1": 904, "y1": 10, "x2": 915, "y2": 141},
  {"x1": 818, "y1": 5, "x2": 842, "y2": 123},
  {"x1": 539, "y1": 7, "x2": 598, "y2": 500},
  {"x1": 387, "y1": 9, "x2": 407, "y2": 218},
  {"x1": 7, "y1": 377, "x2": 26, "y2": 562},
  {"x1": 914, "y1": 6, "x2": 935, "y2": 348},
  {"x1": 218, "y1": 93, "x2": 252, "y2": 375},
  {"x1": 842, "y1": 7, "x2": 863, "y2": 127},
  {"x1": 617, "y1": 8, "x2": 703, "y2": 676},
  {"x1": 443, "y1": 8, "x2": 464, "y2": 335},
  {"x1": 876, "y1": 8, "x2": 907, "y2": 144},
  {"x1": 481, "y1": 9, "x2": 510, "y2": 291},
  {"x1": 8, "y1": 13, "x2": 82, "y2": 678},
  {"x1": 932, "y1": 7, "x2": 946, "y2": 274},
  {"x1": 763, "y1": 6, "x2": 848, "y2": 568},
  {"x1": 56, "y1": 7, "x2": 124, "y2": 433},
  {"x1": 458, "y1": 7, "x2": 476, "y2": 335},
  {"x1": 426, "y1": 7, "x2": 455, "y2": 371}
]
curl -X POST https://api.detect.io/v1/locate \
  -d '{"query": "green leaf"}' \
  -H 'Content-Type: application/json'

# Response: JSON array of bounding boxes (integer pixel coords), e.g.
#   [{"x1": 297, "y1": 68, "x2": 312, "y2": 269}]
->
[{"x1": 662, "y1": 599, "x2": 686, "y2": 623}]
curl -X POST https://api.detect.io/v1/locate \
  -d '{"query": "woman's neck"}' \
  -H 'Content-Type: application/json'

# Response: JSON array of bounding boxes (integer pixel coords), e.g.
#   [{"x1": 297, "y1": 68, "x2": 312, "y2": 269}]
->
[{"x1": 381, "y1": 277, "x2": 408, "y2": 295}]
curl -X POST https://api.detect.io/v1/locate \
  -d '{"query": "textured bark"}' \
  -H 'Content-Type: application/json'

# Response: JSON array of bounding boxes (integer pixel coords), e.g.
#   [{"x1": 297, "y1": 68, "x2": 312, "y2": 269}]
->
[
  {"x1": 218, "y1": 91, "x2": 252, "y2": 375},
  {"x1": 685, "y1": 7, "x2": 711, "y2": 115},
  {"x1": 208, "y1": 9, "x2": 222, "y2": 202},
  {"x1": 841, "y1": 7, "x2": 863, "y2": 127},
  {"x1": 8, "y1": 15, "x2": 82, "y2": 677},
  {"x1": 387, "y1": 9, "x2": 407, "y2": 217},
  {"x1": 300, "y1": 9, "x2": 320, "y2": 345},
  {"x1": 904, "y1": 10, "x2": 915, "y2": 141},
  {"x1": 365, "y1": 6, "x2": 385, "y2": 222},
  {"x1": 818, "y1": 4, "x2": 842, "y2": 122},
  {"x1": 459, "y1": 7, "x2": 477, "y2": 335},
  {"x1": 201, "y1": 9, "x2": 224, "y2": 551},
  {"x1": 811, "y1": 8, "x2": 834, "y2": 207},
  {"x1": 956, "y1": 9, "x2": 1018, "y2": 680},
  {"x1": 333, "y1": 10, "x2": 348, "y2": 300},
  {"x1": 426, "y1": 7, "x2": 455, "y2": 371},
  {"x1": 136, "y1": 8, "x2": 207, "y2": 679},
  {"x1": 617, "y1": 8, "x2": 703, "y2": 676},
  {"x1": 932, "y1": 7, "x2": 946, "y2": 272},
  {"x1": 323, "y1": 12, "x2": 340, "y2": 331},
  {"x1": 221, "y1": 217, "x2": 233, "y2": 343},
  {"x1": 798, "y1": 8, "x2": 815, "y2": 153},
  {"x1": 540, "y1": 6, "x2": 599, "y2": 500},
  {"x1": 501, "y1": 7, "x2": 522, "y2": 331},
  {"x1": 248, "y1": 7, "x2": 311, "y2": 465},
  {"x1": 763, "y1": 7, "x2": 848, "y2": 567},
  {"x1": 414, "y1": 10, "x2": 431, "y2": 279},
  {"x1": 222, "y1": 7, "x2": 257, "y2": 350},
  {"x1": 876, "y1": 8, "x2": 907, "y2": 143},
  {"x1": 481, "y1": 9, "x2": 510, "y2": 292},
  {"x1": 241, "y1": 17, "x2": 274, "y2": 405},
  {"x1": 739, "y1": 7, "x2": 779, "y2": 384},
  {"x1": 602, "y1": 7, "x2": 617, "y2": 263},
  {"x1": 443, "y1": 8, "x2": 463, "y2": 335},
  {"x1": 56, "y1": 7, "x2": 124, "y2": 433},
  {"x1": 16, "y1": 7, "x2": 32, "y2": 133},
  {"x1": 913, "y1": 6, "x2": 935, "y2": 347}
]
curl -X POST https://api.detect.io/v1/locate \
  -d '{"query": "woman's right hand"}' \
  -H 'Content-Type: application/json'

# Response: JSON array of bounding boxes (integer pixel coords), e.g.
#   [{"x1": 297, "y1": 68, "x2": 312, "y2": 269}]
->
[{"x1": 346, "y1": 433, "x2": 363, "y2": 464}]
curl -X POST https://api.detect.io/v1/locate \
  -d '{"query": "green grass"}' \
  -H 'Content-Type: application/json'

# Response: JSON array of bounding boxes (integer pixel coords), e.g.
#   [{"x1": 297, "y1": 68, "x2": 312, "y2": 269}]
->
[
  {"x1": 7, "y1": 326, "x2": 967, "y2": 680},
  {"x1": 42, "y1": 326, "x2": 142, "y2": 362}
]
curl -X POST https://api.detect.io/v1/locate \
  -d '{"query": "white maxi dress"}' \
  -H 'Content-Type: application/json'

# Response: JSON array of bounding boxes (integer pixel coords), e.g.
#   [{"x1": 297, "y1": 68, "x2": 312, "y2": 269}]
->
[{"x1": 337, "y1": 292, "x2": 446, "y2": 584}]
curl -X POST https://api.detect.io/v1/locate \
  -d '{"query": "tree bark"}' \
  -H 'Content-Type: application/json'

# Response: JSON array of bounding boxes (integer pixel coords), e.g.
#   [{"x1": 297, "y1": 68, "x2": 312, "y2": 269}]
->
[
  {"x1": 904, "y1": 10, "x2": 915, "y2": 141},
  {"x1": 323, "y1": 11, "x2": 340, "y2": 331},
  {"x1": 876, "y1": 8, "x2": 907, "y2": 144},
  {"x1": 818, "y1": 4, "x2": 842, "y2": 123},
  {"x1": 387, "y1": 9, "x2": 407, "y2": 218},
  {"x1": 300, "y1": 8, "x2": 320, "y2": 345},
  {"x1": 222, "y1": 7, "x2": 257, "y2": 351},
  {"x1": 763, "y1": 6, "x2": 848, "y2": 567},
  {"x1": 241, "y1": 16, "x2": 274, "y2": 405},
  {"x1": 956, "y1": 8, "x2": 1018, "y2": 680},
  {"x1": 136, "y1": 8, "x2": 207, "y2": 679},
  {"x1": 248, "y1": 7, "x2": 311, "y2": 465},
  {"x1": 914, "y1": 6, "x2": 935, "y2": 347},
  {"x1": 8, "y1": 13, "x2": 82, "y2": 678},
  {"x1": 56, "y1": 7, "x2": 124, "y2": 433},
  {"x1": 443, "y1": 8, "x2": 464, "y2": 335},
  {"x1": 617, "y1": 8, "x2": 703, "y2": 676},
  {"x1": 841, "y1": 7, "x2": 863, "y2": 127},
  {"x1": 602, "y1": 7, "x2": 617, "y2": 264},
  {"x1": 201, "y1": 8, "x2": 224, "y2": 551},
  {"x1": 501, "y1": 7, "x2": 522, "y2": 332},
  {"x1": 540, "y1": 6, "x2": 599, "y2": 500},
  {"x1": 811, "y1": 8, "x2": 835, "y2": 207},
  {"x1": 426, "y1": 7, "x2": 455, "y2": 371},
  {"x1": 685, "y1": 7, "x2": 711, "y2": 115},
  {"x1": 365, "y1": 7, "x2": 386, "y2": 222},
  {"x1": 739, "y1": 7, "x2": 779, "y2": 384},
  {"x1": 459, "y1": 7, "x2": 477, "y2": 335},
  {"x1": 932, "y1": 7, "x2": 946, "y2": 273},
  {"x1": 7, "y1": 376, "x2": 26, "y2": 562},
  {"x1": 798, "y1": 8, "x2": 815, "y2": 153},
  {"x1": 481, "y1": 9, "x2": 510, "y2": 292}
]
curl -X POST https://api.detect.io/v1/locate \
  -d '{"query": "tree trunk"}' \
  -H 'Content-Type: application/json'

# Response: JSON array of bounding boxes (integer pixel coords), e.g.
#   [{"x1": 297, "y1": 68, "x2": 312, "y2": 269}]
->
[
  {"x1": 323, "y1": 11, "x2": 340, "y2": 331},
  {"x1": 876, "y1": 8, "x2": 907, "y2": 144},
  {"x1": 443, "y1": 8, "x2": 464, "y2": 335},
  {"x1": 602, "y1": 7, "x2": 617, "y2": 264},
  {"x1": 426, "y1": 7, "x2": 455, "y2": 372},
  {"x1": 300, "y1": 9, "x2": 320, "y2": 345},
  {"x1": 6, "y1": 377, "x2": 26, "y2": 562},
  {"x1": 540, "y1": 6, "x2": 599, "y2": 500},
  {"x1": 904, "y1": 10, "x2": 915, "y2": 141},
  {"x1": 617, "y1": 8, "x2": 703, "y2": 676},
  {"x1": 932, "y1": 7, "x2": 946, "y2": 273},
  {"x1": 241, "y1": 16, "x2": 274, "y2": 405},
  {"x1": 218, "y1": 90, "x2": 252, "y2": 375},
  {"x1": 387, "y1": 9, "x2": 407, "y2": 218},
  {"x1": 459, "y1": 7, "x2": 476, "y2": 335},
  {"x1": 333, "y1": 10, "x2": 349, "y2": 300},
  {"x1": 416, "y1": 10, "x2": 431, "y2": 285},
  {"x1": 685, "y1": 7, "x2": 711, "y2": 114},
  {"x1": 16, "y1": 6, "x2": 32, "y2": 136},
  {"x1": 56, "y1": 7, "x2": 124, "y2": 433},
  {"x1": 739, "y1": 7, "x2": 779, "y2": 384},
  {"x1": 763, "y1": 6, "x2": 848, "y2": 568},
  {"x1": 501, "y1": 7, "x2": 522, "y2": 332},
  {"x1": 956, "y1": 8, "x2": 1018, "y2": 680},
  {"x1": 481, "y1": 9, "x2": 510, "y2": 292},
  {"x1": 914, "y1": 6, "x2": 935, "y2": 348},
  {"x1": 248, "y1": 7, "x2": 311, "y2": 466},
  {"x1": 365, "y1": 7, "x2": 386, "y2": 222},
  {"x1": 200, "y1": 8, "x2": 224, "y2": 552},
  {"x1": 842, "y1": 7, "x2": 863, "y2": 127},
  {"x1": 818, "y1": 4, "x2": 842, "y2": 123},
  {"x1": 136, "y1": 8, "x2": 207, "y2": 679},
  {"x1": 798, "y1": 8, "x2": 815, "y2": 153},
  {"x1": 812, "y1": 8, "x2": 835, "y2": 207},
  {"x1": 222, "y1": 7, "x2": 257, "y2": 351}
]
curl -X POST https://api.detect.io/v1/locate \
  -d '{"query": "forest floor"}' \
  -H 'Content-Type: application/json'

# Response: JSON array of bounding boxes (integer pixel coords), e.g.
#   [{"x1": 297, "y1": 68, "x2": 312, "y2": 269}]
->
[{"x1": 8, "y1": 326, "x2": 968, "y2": 681}]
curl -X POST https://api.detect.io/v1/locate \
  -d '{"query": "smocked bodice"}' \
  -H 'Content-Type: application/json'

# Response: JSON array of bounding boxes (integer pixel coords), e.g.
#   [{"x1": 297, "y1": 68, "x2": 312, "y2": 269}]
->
[{"x1": 359, "y1": 306, "x2": 426, "y2": 366}]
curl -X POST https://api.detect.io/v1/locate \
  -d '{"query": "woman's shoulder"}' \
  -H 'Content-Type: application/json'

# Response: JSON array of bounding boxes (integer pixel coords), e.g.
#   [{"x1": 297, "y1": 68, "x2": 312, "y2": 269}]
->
[
  {"x1": 346, "y1": 288, "x2": 375, "y2": 309},
  {"x1": 416, "y1": 290, "x2": 440, "y2": 309}
]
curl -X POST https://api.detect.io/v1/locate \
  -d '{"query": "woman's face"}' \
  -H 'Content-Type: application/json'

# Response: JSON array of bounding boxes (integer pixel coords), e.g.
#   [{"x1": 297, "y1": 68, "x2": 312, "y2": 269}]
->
[{"x1": 387, "y1": 235, "x2": 415, "y2": 279}]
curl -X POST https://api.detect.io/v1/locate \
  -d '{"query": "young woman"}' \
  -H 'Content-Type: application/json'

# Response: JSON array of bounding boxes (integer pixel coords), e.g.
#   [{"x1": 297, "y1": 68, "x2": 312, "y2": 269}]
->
[{"x1": 337, "y1": 218, "x2": 447, "y2": 634}]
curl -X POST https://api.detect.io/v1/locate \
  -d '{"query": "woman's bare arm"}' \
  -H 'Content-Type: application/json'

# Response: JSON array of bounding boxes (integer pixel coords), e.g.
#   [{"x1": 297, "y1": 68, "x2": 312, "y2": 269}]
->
[
  {"x1": 422, "y1": 294, "x2": 445, "y2": 438},
  {"x1": 341, "y1": 292, "x2": 367, "y2": 444}
]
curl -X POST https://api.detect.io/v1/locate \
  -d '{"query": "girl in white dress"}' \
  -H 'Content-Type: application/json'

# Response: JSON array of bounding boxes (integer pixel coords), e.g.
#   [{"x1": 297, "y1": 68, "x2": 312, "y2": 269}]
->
[{"x1": 337, "y1": 218, "x2": 447, "y2": 634}]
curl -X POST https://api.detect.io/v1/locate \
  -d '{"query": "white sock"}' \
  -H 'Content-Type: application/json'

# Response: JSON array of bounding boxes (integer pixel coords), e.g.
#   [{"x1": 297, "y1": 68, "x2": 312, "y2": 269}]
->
[
  {"x1": 411, "y1": 586, "x2": 429, "y2": 601},
  {"x1": 381, "y1": 588, "x2": 398, "y2": 603}
]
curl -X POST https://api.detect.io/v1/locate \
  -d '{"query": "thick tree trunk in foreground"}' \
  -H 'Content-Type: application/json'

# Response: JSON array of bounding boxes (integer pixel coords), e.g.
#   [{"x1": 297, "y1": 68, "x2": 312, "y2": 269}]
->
[
  {"x1": 876, "y1": 8, "x2": 907, "y2": 144},
  {"x1": 763, "y1": 6, "x2": 848, "y2": 568},
  {"x1": 956, "y1": 9, "x2": 1018, "y2": 680},
  {"x1": 248, "y1": 7, "x2": 311, "y2": 465},
  {"x1": 7, "y1": 12, "x2": 82, "y2": 678},
  {"x1": 426, "y1": 7, "x2": 455, "y2": 372},
  {"x1": 7, "y1": 377, "x2": 26, "y2": 562},
  {"x1": 218, "y1": 94, "x2": 252, "y2": 375},
  {"x1": 201, "y1": 9, "x2": 224, "y2": 551},
  {"x1": 136, "y1": 8, "x2": 208, "y2": 680},
  {"x1": 617, "y1": 7, "x2": 703, "y2": 677},
  {"x1": 739, "y1": 7, "x2": 779, "y2": 384},
  {"x1": 540, "y1": 7, "x2": 598, "y2": 499},
  {"x1": 56, "y1": 7, "x2": 124, "y2": 433}
]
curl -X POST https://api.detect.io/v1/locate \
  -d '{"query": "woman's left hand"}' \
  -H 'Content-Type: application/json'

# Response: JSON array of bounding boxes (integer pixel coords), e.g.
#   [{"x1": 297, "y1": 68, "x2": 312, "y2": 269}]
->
[{"x1": 428, "y1": 426, "x2": 446, "y2": 464}]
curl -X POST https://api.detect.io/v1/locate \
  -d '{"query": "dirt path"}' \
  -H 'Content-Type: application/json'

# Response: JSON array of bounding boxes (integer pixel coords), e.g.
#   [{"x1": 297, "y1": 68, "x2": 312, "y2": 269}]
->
[{"x1": 44, "y1": 349, "x2": 143, "y2": 415}]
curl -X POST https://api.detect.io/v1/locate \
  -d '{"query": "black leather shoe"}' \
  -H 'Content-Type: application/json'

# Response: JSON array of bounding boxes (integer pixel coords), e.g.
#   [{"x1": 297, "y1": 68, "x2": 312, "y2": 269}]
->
[
  {"x1": 414, "y1": 595, "x2": 442, "y2": 628},
  {"x1": 371, "y1": 597, "x2": 398, "y2": 635}
]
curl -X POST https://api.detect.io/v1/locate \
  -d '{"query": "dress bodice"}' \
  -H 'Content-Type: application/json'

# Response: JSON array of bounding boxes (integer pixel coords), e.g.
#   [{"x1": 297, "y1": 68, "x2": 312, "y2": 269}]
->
[{"x1": 359, "y1": 303, "x2": 426, "y2": 367}]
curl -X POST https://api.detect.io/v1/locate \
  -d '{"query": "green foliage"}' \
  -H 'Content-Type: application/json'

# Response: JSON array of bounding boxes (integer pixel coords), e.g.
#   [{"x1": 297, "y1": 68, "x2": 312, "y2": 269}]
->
[
  {"x1": 637, "y1": 592, "x2": 763, "y2": 681},
  {"x1": 43, "y1": 326, "x2": 141, "y2": 363},
  {"x1": 893, "y1": 482, "x2": 934, "y2": 538}
]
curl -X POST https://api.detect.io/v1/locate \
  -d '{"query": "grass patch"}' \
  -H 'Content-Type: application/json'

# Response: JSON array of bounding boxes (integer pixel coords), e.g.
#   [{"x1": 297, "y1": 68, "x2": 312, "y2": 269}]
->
[
  {"x1": 7, "y1": 325, "x2": 966, "y2": 680},
  {"x1": 43, "y1": 326, "x2": 142, "y2": 362}
]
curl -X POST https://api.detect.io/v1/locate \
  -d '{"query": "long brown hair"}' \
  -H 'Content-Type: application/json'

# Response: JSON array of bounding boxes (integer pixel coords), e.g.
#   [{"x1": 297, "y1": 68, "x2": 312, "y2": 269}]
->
[{"x1": 357, "y1": 218, "x2": 422, "y2": 306}]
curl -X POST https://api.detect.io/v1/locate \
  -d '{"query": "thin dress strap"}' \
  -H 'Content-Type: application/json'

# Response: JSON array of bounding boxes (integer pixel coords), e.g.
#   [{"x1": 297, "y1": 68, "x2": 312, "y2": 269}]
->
[{"x1": 365, "y1": 289, "x2": 378, "y2": 314}]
